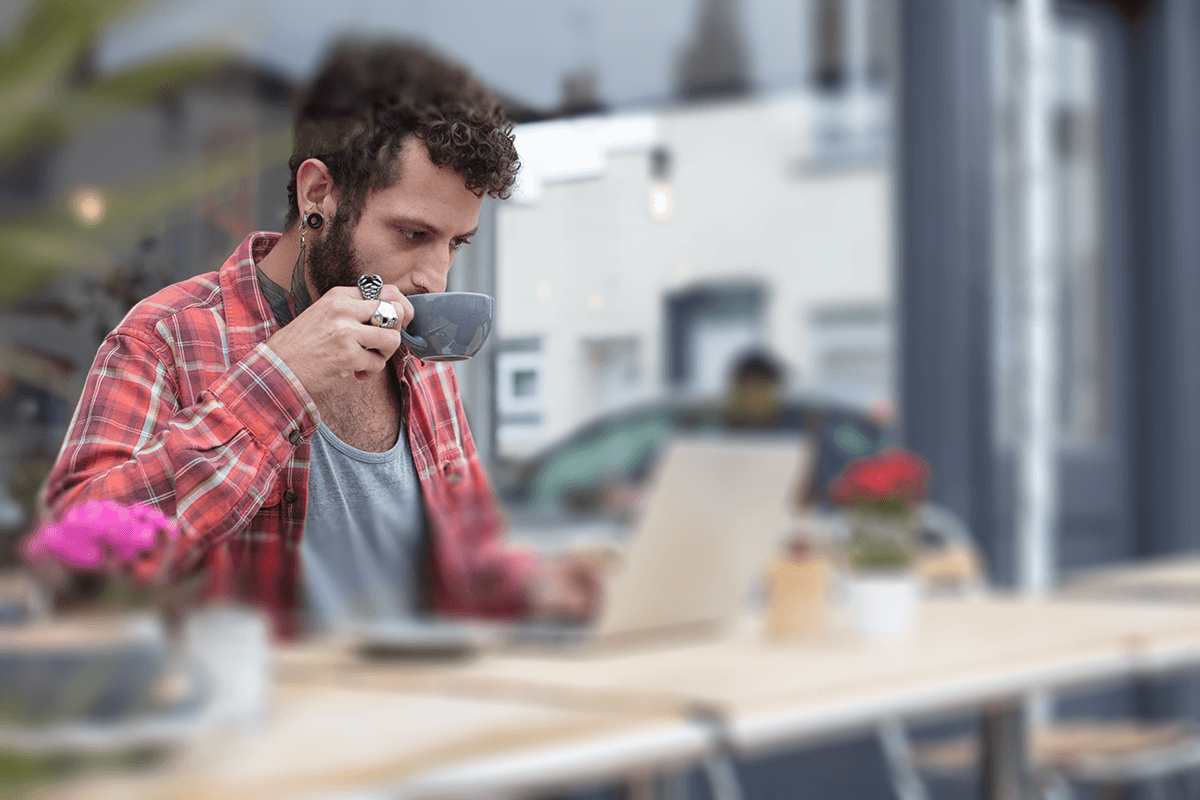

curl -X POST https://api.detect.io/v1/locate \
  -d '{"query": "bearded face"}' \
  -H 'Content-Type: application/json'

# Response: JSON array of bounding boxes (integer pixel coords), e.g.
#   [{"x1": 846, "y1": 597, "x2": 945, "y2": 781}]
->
[{"x1": 306, "y1": 206, "x2": 364, "y2": 297}]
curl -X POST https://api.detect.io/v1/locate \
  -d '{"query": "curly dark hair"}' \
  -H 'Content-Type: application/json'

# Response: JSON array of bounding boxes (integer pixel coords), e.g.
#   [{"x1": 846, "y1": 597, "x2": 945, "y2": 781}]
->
[
  {"x1": 732, "y1": 349, "x2": 784, "y2": 385},
  {"x1": 284, "y1": 38, "x2": 520, "y2": 228}
]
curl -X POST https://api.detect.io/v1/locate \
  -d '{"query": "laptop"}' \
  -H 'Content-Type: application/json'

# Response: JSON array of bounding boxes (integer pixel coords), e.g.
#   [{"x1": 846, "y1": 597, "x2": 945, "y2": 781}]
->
[
  {"x1": 351, "y1": 434, "x2": 812, "y2": 656},
  {"x1": 508, "y1": 434, "x2": 813, "y2": 651}
]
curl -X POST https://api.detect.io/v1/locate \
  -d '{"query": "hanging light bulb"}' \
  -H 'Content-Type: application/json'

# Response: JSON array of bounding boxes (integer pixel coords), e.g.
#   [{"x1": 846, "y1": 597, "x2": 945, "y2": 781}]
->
[
  {"x1": 647, "y1": 146, "x2": 673, "y2": 222},
  {"x1": 648, "y1": 181, "x2": 674, "y2": 221}
]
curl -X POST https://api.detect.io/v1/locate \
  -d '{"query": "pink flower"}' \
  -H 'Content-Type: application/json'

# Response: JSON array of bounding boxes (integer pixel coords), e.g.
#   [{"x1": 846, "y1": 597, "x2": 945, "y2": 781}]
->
[{"x1": 24, "y1": 501, "x2": 179, "y2": 571}]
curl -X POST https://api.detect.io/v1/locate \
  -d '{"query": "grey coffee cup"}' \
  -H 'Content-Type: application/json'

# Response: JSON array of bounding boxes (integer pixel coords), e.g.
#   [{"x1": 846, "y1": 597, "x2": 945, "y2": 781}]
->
[{"x1": 401, "y1": 292, "x2": 494, "y2": 362}]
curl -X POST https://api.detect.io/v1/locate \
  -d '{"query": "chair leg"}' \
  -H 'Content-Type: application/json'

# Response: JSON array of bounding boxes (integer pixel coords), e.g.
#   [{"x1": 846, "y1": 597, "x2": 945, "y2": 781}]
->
[
  {"x1": 624, "y1": 771, "x2": 689, "y2": 800},
  {"x1": 875, "y1": 719, "x2": 931, "y2": 800},
  {"x1": 699, "y1": 754, "x2": 744, "y2": 800},
  {"x1": 1146, "y1": 778, "x2": 1169, "y2": 800},
  {"x1": 1179, "y1": 773, "x2": 1197, "y2": 800},
  {"x1": 1035, "y1": 772, "x2": 1072, "y2": 800},
  {"x1": 625, "y1": 772, "x2": 657, "y2": 800},
  {"x1": 660, "y1": 770, "x2": 689, "y2": 800}
]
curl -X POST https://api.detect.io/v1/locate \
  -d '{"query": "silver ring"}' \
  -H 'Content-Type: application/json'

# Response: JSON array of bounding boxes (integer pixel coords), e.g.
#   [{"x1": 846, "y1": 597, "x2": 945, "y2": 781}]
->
[
  {"x1": 358, "y1": 274, "x2": 383, "y2": 300},
  {"x1": 370, "y1": 300, "x2": 398, "y2": 329}
]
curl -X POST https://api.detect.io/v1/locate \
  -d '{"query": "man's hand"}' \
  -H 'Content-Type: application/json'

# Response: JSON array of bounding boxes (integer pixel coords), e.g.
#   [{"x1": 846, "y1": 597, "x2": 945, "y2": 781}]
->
[
  {"x1": 524, "y1": 547, "x2": 618, "y2": 623},
  {"x1": 265, "y1": 284, "x2": 414, "y2": 397}
]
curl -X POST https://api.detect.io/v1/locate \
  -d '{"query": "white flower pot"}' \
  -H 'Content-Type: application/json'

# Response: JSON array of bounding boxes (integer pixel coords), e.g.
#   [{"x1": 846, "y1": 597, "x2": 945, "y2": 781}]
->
[
  {"x1": 184, "y1": 605, "x2": 271, "y2": 730},
  {"x1": 847, "y1": 573, "x2": 919, "y2": 642}
]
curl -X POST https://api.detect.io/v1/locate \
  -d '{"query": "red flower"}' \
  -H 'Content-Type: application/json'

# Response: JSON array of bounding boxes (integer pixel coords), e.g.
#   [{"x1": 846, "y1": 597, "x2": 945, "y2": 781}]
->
[{"x1": 829, "y1": 448, "x2": 931, "y2": 509}]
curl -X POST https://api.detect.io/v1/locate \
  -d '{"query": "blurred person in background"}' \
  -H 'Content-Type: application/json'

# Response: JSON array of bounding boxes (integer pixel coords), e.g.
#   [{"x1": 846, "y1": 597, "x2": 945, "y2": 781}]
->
[
  {"x1": 36, "y1": 39, "x2": 603, "y2": 638},
  {"x1": 593, "y1": 350, "x2": 809, "y2": 519},
  {"x1": 719, "y1": 350, "x2": 890, "y2": 510},
  {"x1": 721, "y1": 349, "x2": 805, "y2": 432}
]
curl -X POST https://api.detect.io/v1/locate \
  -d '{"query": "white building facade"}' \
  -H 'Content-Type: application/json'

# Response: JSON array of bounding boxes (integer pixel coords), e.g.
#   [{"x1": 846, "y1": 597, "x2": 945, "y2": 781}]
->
[{"x1": 493, "y1": 90, "x2": 894, "y2": 456}]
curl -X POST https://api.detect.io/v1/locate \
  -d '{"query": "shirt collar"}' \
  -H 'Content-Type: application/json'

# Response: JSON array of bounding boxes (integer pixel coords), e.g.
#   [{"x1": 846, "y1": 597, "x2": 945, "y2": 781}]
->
[{"x1": 219, "y1": 231, "x2": 283, "y2": 362}]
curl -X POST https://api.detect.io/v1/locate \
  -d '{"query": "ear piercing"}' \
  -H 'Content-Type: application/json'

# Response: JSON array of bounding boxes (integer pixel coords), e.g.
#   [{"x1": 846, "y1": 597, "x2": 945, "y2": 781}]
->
[{"x1": 299, "y1": 206, "x2": 324, "y2": 247}]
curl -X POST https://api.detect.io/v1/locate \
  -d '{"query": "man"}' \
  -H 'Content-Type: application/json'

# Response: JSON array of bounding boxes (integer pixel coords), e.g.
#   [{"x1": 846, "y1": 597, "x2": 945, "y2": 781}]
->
[
  {"x1": 722, "y1": 349, "x2": 803, "y2": 431},
  {"x1": 721, "y1": 349, "x2": 891, "y2": 507},
  {"x1": 41, "y1": 40, "x2": 601, "y2": 638}
]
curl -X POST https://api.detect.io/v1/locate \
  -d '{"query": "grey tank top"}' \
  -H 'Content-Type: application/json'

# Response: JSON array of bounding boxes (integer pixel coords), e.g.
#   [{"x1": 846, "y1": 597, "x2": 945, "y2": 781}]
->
[{"x1": 300, "y1": 421, "x2": 426, "y2": 629}]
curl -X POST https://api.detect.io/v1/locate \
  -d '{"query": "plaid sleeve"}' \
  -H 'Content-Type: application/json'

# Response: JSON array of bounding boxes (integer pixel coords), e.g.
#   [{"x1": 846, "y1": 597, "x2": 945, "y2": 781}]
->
[
  {"x1": 447, "y1": 431, "x2": 540, "y2": 616},
  {"x1": 417, "y1": 363, "x2": 539, "y2": 617},
  {"x1": 44, "y1": 333, "x2": 318, "y2": 562}
]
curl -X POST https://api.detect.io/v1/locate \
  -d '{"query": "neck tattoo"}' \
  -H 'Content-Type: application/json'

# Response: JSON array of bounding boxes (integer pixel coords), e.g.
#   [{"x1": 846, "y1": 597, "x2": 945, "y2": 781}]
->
[
  {"x1": 256, "y1": 246, "x2": 314, "y2": 327},
  {"x1": 290, "y1": 247, "x2": 313, "y2": 317}
]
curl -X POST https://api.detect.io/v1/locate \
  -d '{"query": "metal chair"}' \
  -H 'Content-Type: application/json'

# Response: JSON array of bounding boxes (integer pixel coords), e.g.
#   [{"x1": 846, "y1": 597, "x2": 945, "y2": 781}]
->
[{"x1": 879, "y1": 504, "x2": 1200, "y2": 800}]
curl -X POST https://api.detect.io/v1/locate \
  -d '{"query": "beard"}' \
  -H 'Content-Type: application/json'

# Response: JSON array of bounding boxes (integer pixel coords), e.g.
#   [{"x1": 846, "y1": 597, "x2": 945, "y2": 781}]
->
[{"x1": 306, "y1": 207, "x2": 364, "y2": 297}]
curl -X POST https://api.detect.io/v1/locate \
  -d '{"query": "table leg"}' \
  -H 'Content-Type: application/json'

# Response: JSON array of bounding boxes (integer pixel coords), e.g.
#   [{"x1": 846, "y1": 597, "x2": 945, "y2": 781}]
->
[{"x1": 979, "y1": 703, "x2": 1030, "y2": 800}]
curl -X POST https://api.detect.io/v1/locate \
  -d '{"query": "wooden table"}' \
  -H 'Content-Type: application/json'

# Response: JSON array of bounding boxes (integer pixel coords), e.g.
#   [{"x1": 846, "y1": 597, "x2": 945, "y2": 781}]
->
[
  {"x1": 36, "y1": 595, "x2": 1200, "y2": 800},
  {"x1": 1059, "y1": 554, "x2": 1200, "y2": 603},
  {"x1": 35, "y1": 682, "x2": 710, "y2": 800},
  {"x1": 288, "y1": 596, "x2": 1200, "y2": 800}
]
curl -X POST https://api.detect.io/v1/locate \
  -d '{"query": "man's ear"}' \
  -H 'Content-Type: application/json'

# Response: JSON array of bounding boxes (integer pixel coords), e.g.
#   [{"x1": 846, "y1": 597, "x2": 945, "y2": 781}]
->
[{"x1": 295, "y1": 158, "x2": 336, "y2": 214}]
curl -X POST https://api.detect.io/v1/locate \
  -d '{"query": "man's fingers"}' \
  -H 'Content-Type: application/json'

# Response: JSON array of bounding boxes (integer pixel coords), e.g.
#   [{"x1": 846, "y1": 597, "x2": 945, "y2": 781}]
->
[
  {"x1": 325, "y1": 285, "x2": 365, "y2": 299},
  {"x1": 322, "y1": 283, "x2": 414, "y2": 329},
  {"x1": 379, "y1": 285, "x2": 416, "y2": 330},
  {"x1": 347, "y1": 297, "x2": 398, "y2": 325},
  {"x1": 355, "y1": 323, "x2": 403, "y2": 358}
]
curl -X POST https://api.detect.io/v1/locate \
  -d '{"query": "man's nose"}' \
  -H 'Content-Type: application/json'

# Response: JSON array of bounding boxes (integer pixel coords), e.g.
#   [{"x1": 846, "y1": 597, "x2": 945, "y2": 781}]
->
[{"x1": 415, "y1": 250, "x2": 451, "y2": 294}]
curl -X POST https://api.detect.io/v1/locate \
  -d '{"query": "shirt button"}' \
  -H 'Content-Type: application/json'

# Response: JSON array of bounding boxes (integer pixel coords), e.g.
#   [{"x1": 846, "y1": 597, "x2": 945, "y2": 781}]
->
[
  {"x1": 283, "y1": 489, "x2": 298, "y2": 503},
  {"x1": 288, "y1": 430, "x2": 301, "y2": 445}
]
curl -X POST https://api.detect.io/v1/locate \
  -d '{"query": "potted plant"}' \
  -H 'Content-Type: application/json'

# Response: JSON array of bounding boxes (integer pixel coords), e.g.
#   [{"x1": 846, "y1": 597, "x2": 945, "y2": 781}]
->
[
  {"x1": 3, "y1": 501, "x2": 201, "y2": 728},
  {"x1": 828, "y1": 448, "x2": 932, "y2": 641}
]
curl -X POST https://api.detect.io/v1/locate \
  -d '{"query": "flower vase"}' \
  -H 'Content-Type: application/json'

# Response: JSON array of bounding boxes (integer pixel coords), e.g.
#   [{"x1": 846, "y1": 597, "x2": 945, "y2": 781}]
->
[
  {"x1": 844, "y1": 510, "x2": 921, "y2": 642},
  {"x1": 846, "y1": 572, "x2": 919, "y2": 642}
]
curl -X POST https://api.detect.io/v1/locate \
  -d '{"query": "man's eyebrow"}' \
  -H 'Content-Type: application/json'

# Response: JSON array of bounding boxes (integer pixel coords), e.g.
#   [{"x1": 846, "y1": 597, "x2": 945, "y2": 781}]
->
[{"x1": 391, "y1": 216, "x2": 478, "y2": 239}]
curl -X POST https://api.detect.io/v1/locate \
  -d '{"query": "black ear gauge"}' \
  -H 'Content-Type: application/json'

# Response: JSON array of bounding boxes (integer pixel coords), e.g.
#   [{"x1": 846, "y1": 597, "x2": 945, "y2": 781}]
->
[{"x1": 304, "y1": 211, "x2": 324, "y2": 230}]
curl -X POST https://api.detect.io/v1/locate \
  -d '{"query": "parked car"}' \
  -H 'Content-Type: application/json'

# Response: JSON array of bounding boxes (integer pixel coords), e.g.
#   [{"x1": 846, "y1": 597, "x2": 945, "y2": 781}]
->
[{"x1": 494, "y1": 394, "x2": 892, "y2": 547}]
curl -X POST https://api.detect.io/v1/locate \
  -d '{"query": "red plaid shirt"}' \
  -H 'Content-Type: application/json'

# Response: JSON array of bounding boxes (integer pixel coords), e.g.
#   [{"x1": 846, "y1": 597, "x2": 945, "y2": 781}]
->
[{"x1": 44, "y1": 232, "x2": 536, "y2": 638}]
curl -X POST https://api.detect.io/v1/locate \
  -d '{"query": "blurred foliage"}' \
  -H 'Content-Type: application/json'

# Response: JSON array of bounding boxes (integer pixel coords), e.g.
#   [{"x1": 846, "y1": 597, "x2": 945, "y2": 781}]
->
[
  {"x1": 0, "y1": 0, "x2": 229, "y2": 162},
  {"x1": 0, "y1": 128, "x2": 292, "y2": 305},
  {"x1": 0, "y1": 745, "x2": 170, "y2": 792},
  {"x1": 0, "y1": 0, "x2": 273, "y2": 304}
]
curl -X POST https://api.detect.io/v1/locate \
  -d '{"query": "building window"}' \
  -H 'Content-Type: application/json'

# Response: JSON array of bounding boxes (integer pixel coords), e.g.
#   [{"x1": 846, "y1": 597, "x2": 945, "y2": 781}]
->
[
  {"x1": 496, "y1": 337, "x2": 545, "y2": 431},
  {"x1": 582, "y1": 336, "x2": 644, "y2": 413},
  {"x1": 813, "y1": 0, "x2": 847, "y2": 91},
  {"x1": 512, "y1": 369, "x2": 539, "y2": 398},
  {"x1": 666, "y1": 283, "x2": 765, "y2": 396},
  {"x1": 808, "y1": 302, "x2": 891, "y2": 406},
  {"x1": 866, "y1": 0, "x2": 894, "y2": 86}
]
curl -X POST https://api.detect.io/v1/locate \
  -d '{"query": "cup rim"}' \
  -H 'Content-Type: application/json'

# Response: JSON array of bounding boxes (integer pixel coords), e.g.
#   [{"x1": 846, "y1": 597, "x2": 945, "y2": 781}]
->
[{"x1": 409, "y1": 291, "x2": 493, "y2": 300}]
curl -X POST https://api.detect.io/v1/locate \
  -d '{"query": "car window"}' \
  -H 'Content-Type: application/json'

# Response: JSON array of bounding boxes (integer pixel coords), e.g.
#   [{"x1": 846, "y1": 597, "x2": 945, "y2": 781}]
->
[
  {"x1": 528, "y1": 409, "x2": 677, "y2": 509},
  {"x1": 810, "y1": 410, "x2": 887, "y2": 503},
  {"x1": 514, "y1": 400, "x2": 889, "y2": 515}
]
